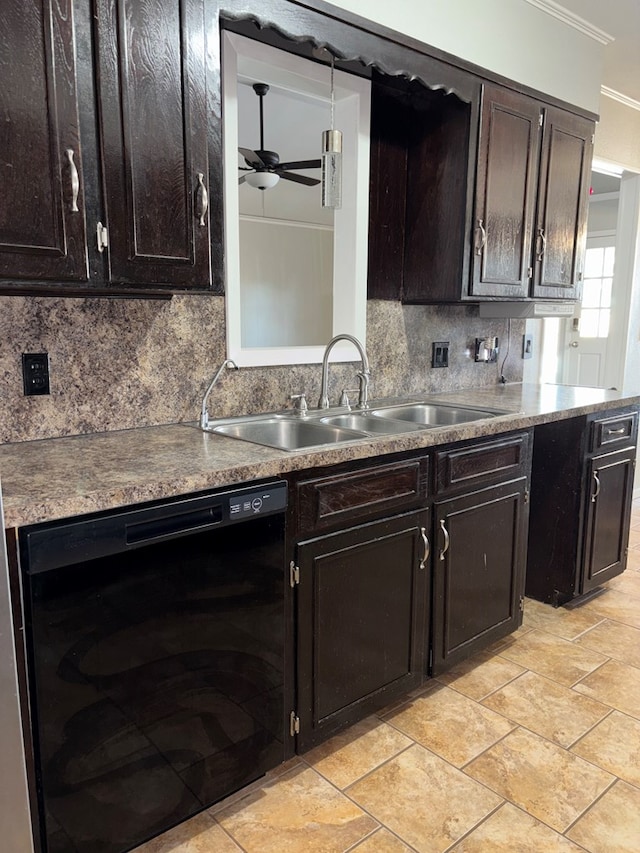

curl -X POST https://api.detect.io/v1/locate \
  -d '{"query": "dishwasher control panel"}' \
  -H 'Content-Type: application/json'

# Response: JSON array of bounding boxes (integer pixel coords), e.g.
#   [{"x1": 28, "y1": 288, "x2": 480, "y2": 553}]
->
[{"x1": 228, "y1": 483, "x2": 287, "y2": 520}]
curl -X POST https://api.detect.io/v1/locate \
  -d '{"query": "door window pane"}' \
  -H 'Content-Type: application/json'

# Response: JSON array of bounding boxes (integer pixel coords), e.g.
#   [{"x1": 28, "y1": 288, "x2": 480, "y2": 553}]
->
[{"x1": 580, "y1": 247, "x2": 614, "y2": 339}]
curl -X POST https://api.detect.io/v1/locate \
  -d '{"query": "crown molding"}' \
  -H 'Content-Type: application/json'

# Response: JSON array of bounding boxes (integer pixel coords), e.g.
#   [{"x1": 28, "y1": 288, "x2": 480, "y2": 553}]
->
[
  {"x1": 522, "y1": 0, "x2": 614, "y2": 44},
  {"x1": 600, "y1": 85, "x2": 640, "y2": 112}
]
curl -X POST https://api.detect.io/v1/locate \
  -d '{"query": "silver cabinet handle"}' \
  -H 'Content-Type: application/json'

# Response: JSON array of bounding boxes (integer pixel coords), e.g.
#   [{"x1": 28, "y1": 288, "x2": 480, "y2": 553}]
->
[
  {"x1": 591, "y1": 471, "x2": 601, "y2": 503},
  {"x1": 196, "y1": 172, "x2": 208, "y2": 226},
  {"x1": 536, "y1": 227, "x2": 547, "y2": 261},
  {"x1": 419, "y1": 527, "x2": 430, "y2": 570},
  {"x1": 66, "y1": 148, "x2": 79, "y2": 212},
  {"x1": 606, "y1": 426, "x2": 626, "y2": 435},
  {"x1": 439, "y1": 518, "x2": 450, "y2": 561},
  {"x1": 475, "y1": 218, "x2": 487, "y2": 255}
]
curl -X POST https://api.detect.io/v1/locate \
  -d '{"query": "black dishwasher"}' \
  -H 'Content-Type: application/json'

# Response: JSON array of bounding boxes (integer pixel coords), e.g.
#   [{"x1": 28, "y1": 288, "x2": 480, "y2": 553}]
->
[{"x1": 19, "y1": 480, "x2": 287, "y2": 853}]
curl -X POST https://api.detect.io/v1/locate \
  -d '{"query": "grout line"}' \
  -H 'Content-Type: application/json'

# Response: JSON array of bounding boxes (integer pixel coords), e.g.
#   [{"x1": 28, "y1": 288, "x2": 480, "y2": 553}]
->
[
  {"x1": 561, "y1": 776, "x2": 619, "y2": 836},
  {"x1": 440, "y1": 799, "x2": 506, "y2": 853},
  {"x1": 565, "y1": 707, "x2": 615, "y2": 751}
]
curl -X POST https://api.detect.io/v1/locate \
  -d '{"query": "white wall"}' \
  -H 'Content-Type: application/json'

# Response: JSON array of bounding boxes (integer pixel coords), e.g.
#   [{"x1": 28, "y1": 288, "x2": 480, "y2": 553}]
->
[
  {"x1": 330, "y1": 0, "x2": 603, "y2": 112},
  {"x1": 594, "y1": 97, "x2": 640, "y2": 173}
]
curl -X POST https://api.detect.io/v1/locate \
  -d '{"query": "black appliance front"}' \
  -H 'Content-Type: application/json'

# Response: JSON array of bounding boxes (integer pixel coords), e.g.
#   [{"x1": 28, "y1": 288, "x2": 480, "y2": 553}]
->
[{"x1": 20, "y1": 481, "x2": 287, "y2": 853}]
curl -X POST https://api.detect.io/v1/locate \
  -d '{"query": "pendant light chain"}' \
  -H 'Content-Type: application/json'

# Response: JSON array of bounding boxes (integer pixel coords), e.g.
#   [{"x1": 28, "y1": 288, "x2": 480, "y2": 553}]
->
[{"x1": 321, "y1": 52, "x2": 342, "y2": 209}]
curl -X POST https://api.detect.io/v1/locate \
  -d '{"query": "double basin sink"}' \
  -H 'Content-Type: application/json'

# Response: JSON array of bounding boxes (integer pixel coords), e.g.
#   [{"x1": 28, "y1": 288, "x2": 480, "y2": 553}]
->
[{"x1": 207, "y1": 399, "x2": 515, "y2": 452}]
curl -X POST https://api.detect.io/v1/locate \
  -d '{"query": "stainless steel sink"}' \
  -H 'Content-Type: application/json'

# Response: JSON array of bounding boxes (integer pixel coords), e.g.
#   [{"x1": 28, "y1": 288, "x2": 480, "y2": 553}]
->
[
  {"x1": 320, "y1": 413, "x2": 421, "y2": 434},
  {"x1": 212, "y1": 417, "x2": 368, "y2": 451},
  {"x1": 370, "y1": 403, "x2": 509, "y2": 426},
  {"x1": 207, "y1": 399, "x2": 516, "y2": 451}
]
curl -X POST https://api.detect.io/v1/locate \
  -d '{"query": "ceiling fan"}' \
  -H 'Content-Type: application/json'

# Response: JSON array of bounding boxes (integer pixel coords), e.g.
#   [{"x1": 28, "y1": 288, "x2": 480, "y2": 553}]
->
[{"x1": 239, "y1": 83, "x2": 322, "y2": 190}]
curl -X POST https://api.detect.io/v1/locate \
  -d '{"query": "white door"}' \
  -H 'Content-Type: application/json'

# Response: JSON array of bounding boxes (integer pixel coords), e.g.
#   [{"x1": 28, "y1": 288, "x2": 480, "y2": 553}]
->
[{"x1": 561, "y1": 235, "x2": 616, "y2": 388}]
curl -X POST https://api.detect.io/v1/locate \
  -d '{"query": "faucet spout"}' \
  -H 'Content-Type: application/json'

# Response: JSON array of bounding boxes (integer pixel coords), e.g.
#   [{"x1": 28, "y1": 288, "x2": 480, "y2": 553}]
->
[
  {"x1": 318, "y1": 334, "x2": 371, "y2": 409},
  {"x1": 200, "y1": 358, "x2": 238, "y2": 429}
]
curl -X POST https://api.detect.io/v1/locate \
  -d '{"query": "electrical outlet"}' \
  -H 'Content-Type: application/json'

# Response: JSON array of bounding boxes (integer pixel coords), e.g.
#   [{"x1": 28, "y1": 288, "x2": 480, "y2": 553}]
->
[
  {"x1": 432, "y1": 341, "x2": 449, "y2": 368},
  {"x1": 22, "y1": 352, "x2": 50, "y2": 396},
  {"x1": 522, "y1": 333, "x2": 533, "y2": 359}
]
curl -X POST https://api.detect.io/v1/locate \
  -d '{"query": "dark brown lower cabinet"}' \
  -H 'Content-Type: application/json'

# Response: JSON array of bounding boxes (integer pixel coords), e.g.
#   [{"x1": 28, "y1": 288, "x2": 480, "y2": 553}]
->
[
  {"x1": 294, "y1": 510, "x2": 429, "y2": 752},
  {"x1": 582, "y1": 448, "x2": 635, "y2": 593},
  {"x1": 526, "y1": 408, "x2": 638, "y2": 606},
  {"x1": 431, "y1": 479, "x2": 528, "y2": 675}
]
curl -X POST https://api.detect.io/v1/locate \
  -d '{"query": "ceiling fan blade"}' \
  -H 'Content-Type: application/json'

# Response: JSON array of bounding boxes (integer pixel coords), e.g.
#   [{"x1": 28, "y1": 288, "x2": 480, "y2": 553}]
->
[
  {"x1": 278, "y1": 159, "x2": 322, "y2": 171},
  {"x1": 279, "y1": 171, "x2": 321, "y2": 186},
  {"x1": 239, "y1": 147, "x2": 265, "y2": 168}
]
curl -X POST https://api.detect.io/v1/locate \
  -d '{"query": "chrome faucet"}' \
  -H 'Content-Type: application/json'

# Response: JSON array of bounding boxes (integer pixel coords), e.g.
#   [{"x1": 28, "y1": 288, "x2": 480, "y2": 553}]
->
[
  {"x1": 200, "y1": 358, "x2": 238, "y2": 429},
  {"x1": 318, "y1": 334, "x2": 371, "y2": 409}
]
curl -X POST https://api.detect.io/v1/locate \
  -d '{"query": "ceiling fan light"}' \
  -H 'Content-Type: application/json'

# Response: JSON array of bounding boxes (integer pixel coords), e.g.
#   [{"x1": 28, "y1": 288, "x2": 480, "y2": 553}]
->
[{"x1": 245, "y1": 171, "x2": 280, "y2": 190}]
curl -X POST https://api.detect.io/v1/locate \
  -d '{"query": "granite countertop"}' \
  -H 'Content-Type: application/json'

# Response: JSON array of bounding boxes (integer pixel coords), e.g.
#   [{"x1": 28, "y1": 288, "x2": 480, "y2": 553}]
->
[{"x1": 2, "y1": 383, "x2": 639, "y2": 528}]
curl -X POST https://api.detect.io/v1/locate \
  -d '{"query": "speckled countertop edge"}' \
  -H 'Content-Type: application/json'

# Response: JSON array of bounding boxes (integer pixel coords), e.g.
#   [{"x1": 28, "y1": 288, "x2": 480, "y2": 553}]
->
[{"x1": 2, "y1": 383, "x2": 639, "y2": 528}]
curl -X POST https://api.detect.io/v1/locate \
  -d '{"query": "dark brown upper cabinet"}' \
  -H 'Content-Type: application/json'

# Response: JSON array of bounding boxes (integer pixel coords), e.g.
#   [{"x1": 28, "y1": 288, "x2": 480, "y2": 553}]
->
[
  {"x1": 0, "y1": 0, "x2": 88, "y2": 282},
  {"x1": 532, "y1": 106, "x2": 593, "y2": 300},
  {"x1": 93, "y1": 0, "x2": 211, "y2": 289},
  {"x1": 470, "y1": 85, "x2": 541, "y2": 299},
  {"x1": 472, "y1": 87, "x2": 594, "y2": 302}
]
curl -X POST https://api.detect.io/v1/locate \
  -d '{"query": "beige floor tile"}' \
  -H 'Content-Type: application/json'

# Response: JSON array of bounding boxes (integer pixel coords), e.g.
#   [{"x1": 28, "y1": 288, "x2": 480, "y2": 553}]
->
[
  {"x1": 132, "y1": 812, "x2": 242, "y2": 852},
  {"x1": 626, "y1": 549, "x2": 640, "y2": 572},
  {"x1": 483, "y1": 624, "x2": 533, "y2": 654},
  {"x1": 627, "y1": 527, "x2": 640, "y2": 545},
  {"x1": 349, "y1": 828, "x2": 414, "y2": 852},
  {"x1": 304, "y1": 717, "x2": 412, "y2": 789},
  {"x1": 522, "y1": 597, "x2": 605, "y2": 640},
  {"x1": 451, "y1": 802, "x2": 586, "y2": 852},
  {"x1": 605, "y1": 569, "x2": 640, "y2": 599},
  {"x1": 215, "y1": 765, "x2": 378, "y2": 853},
  {"x1": 579, "y1": 588, "x2": 640, "y2": 629},
  {"x1": 347, "y1": 744, "x2": 502, "y2": 853},
  {"x1": 481, "y1": 671, "x2": 609, "y2": 747},
  {"x1": 573, "y1": 659, "x2": 640, "y2": 719},
  {"x1": 384, "y1": 684, "x2": 515, "y2": 767},
  {"x1": 465, "y1": 727, "x2": 614, "y2": 833},
  {"x1": 435, "y1": 650, "x2": 525, "y2": 700},
  {"x1": 496, "y1": 628, "x2": 608, "y2": 686},
  {"x1": 571, "y1": 711, "x2": 640, "y2": 787},
  {"x1": 567, "y1": 781, "x2": 640, "y2": 853},
  {"x1": 573, "y1": 619, "x2": 640, "y2": 668}
]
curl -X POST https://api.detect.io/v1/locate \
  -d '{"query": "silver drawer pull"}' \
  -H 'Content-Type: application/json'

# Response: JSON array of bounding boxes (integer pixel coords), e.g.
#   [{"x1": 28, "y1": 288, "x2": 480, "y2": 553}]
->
[
  {"x1": 196, "y1": 172, "x2": 208, "y2": 226},
  {"x1": 475, "y1": 218, "x2": 487, "y2": 255},
  {"x1": 439, "y1": 519, "x2": 450, "y2": 561},
  {"x1": 419, "y1": 527, "x2": 430, "y2": 570},
  {"x1": 591, "y1": 471, "x2": 601, "y2": 503},
  {"x1": 66, "y1": 148, "x2": 79, "y2": 212},
  {"x1": 606, "y1": 426, "x2": 626, "y2": 435}
]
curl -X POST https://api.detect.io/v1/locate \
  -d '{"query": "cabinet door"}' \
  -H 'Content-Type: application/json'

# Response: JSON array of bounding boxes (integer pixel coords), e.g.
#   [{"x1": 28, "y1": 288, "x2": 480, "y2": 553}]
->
[
  {"x1": 0, "y1": 0, "x2": 88, "y2": 281},
  {"x1": 582, "y1": 449, "x2": 635, "y2": 593},
  {"x1": 532, "y1": 107, "x2": 593, "y2": 299},
  {"x1": 295, "y1": 511, "x2": 429, "y2": 751},
  {"x1": 94, "y1": 0, "x2": 210, "y2": 287},
  {"x1": 432, "y1": 479, "x2": 528, "y2": 674},
  {"x1": 470, "y1": 86, "x2": 541, "y2": 299}
]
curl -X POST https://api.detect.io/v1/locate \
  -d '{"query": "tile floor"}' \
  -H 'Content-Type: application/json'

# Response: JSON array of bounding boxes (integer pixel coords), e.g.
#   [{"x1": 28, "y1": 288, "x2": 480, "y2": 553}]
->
[{"x1": 134, "y1": 499, "x2": 640, "y2": 853}]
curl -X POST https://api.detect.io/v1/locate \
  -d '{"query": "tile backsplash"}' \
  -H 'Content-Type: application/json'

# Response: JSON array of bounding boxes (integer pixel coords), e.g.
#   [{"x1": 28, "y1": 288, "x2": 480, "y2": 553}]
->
[{"x1": 0, "y1": 295, "x2": 523, "y2": 444}]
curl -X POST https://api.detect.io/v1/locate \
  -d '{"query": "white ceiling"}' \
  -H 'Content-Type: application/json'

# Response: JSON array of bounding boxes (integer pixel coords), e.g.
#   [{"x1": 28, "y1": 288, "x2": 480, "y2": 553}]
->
[{"x1": 557, "y1": 0, "x2": 640, "y2": 105}]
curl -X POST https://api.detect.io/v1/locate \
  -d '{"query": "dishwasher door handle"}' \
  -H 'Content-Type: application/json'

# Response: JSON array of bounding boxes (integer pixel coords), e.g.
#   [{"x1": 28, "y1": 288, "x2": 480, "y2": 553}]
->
[{"x1": 125, "y1": 504, "x2": 223, "y2": 544}]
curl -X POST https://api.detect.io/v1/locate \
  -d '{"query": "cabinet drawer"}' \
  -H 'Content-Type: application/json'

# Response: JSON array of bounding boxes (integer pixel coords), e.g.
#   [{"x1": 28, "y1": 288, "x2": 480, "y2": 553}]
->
[
  {"x1": 435, "y1": 432, "x2": 530, "y2": 496},
  {"x1": 590, "y1": 411, "x2": 638, "y2": 452},
  {"x1": 296, "y1": 457, "x2": 428, "y2": 534}
]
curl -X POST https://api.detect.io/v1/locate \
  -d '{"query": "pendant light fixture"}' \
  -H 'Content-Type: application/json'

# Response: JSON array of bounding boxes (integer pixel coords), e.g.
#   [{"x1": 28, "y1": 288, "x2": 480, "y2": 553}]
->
[{"x1": 321, "y1": 54, "x2": 342, "y2": 209}]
